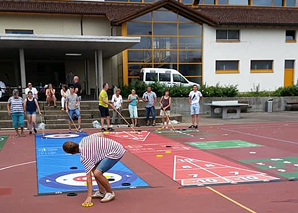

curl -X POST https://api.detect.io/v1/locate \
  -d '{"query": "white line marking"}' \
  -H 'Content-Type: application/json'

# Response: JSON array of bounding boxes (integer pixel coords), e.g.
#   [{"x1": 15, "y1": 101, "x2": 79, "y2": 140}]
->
[
  {"x1": 143, "y1": 131, "x2": 150, "y2": 141},
  {"x1": 173, "y1": 155, "x2": 177, "y2": 181},
  {"x1": 222, "y1": 128, "x2": 298, "y2": 145},
  {"x1": 0, "y1": 161, "x2": 36, "y2": 171}
]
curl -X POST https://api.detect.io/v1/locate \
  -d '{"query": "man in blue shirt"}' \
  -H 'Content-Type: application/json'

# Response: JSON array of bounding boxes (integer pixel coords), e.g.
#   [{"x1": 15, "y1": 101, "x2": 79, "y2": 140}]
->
[{"x1": 142, "y1": 86, "x2": 157, "y2": 126}]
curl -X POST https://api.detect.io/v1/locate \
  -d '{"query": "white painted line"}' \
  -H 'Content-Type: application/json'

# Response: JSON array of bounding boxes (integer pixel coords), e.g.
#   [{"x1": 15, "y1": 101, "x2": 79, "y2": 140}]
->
[
  {"x1": 0, "y1": 161, "x2": 36, "y2": 171},
  {"x1": 222, "y1": 128, "x2": 298, "y2": 145},
  {"x1": 173, "y1": 155, "x2": 177, "y2": 181}
]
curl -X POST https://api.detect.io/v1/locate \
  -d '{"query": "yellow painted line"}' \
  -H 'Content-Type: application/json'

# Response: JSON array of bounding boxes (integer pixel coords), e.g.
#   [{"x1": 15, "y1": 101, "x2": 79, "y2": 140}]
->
[{"x1": 206, "y1": 186, "x2": 257, "y2": 213}]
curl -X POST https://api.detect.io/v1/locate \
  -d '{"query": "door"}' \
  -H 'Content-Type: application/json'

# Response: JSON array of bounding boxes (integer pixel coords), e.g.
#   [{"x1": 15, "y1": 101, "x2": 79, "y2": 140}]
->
[{"x1": 284, "y1": 60, "x2": 295, "y2": 87}]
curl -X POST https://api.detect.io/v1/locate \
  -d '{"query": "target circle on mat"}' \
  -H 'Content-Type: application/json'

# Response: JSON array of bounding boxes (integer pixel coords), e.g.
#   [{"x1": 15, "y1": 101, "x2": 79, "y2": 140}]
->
[{"x1": 44, "y1": 134, "x2": 80, "y2": 139}]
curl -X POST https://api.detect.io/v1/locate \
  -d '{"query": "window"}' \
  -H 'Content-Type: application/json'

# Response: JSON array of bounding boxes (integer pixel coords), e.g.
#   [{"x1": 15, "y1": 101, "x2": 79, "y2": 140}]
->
[
  {"x1": 252, "y1": 0, "x2": 272, "y2": 6},
  {"x1": 5, "y1": 29, "x2": 33, "y2": 34},
  {"x1": 216, "y1": 61, "x2": 239, "y2": 73},
  {"x1": 273, "y1": 0, "x2": 283, "y2": 6},
  {"x1": 146, "y1": 72, "x2": 158, "y2": 81},
  {"x1": 251, "y1": 60, "x2": 273, "y2": 73},
  {"x1": 285, "y1": 60, "x2": 295, "y2": 69},
  {"x1": 217, "y1": 0, "x2": 228, "y2": 4},
  {"x1": 216, "y1": 30, "x2": 240, "y2": 41},
  {"x1": 286, "y1": 0, "x2": 295, "y2": 6},
  {"x1": 159, "y1": 73, "x2": 171, "y2": 81},
  {"x1": 286, "y1": 30, "x2": 296, "y2": 42},
  {"x1": 229, "y1": 0, "x2": 248, "y2": 5},
  {"x1": 173, "y1": 74, "x2": 188, "y2": 83}
]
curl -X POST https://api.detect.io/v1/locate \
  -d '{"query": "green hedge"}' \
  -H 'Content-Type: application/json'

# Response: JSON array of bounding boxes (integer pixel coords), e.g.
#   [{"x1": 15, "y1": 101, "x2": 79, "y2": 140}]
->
[{"x1": 119, "y1": 81, "x2": 298, "y2": 98}]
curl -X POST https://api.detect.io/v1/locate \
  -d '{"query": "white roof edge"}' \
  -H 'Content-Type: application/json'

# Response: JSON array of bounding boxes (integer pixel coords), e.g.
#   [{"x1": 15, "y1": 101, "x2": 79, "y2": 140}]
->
[{"x1": 0, "y1": 34, "x2": 140, "y2": 43}]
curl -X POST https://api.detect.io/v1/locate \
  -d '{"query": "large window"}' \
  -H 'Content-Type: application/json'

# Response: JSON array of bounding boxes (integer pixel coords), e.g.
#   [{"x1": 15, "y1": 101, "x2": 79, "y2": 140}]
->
[
  {"x1": 125, "y1": 8, "x2": 203, "y2": 85},
  {"x1": 216, "y1": 61, "x2": 239, "y2": 73},
  {"x1": 251, "y1": 60, "x2": 273, "y2": 73},
  {"x1": 216, "y1": 30, "x2": 240, "y2": 41},
  {"x1": 286, "y1": 30, "x2": 296, "y2": 42}
]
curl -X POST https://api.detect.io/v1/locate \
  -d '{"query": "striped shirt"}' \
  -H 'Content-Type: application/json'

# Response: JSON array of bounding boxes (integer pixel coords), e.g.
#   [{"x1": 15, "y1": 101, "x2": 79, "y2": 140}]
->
[
  {"x1": 8, "y1": 97, "x2": 24, "y2": 113},
  {"x1": 79, "y1": 134, "x2": 126, "y2": 174}
]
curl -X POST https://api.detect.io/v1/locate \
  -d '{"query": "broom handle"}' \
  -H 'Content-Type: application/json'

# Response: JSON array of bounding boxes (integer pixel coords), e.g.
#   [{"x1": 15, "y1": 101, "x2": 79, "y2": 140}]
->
[
  {"x1": 66, "y1": 110, "x2": 79, "y2": 131},
  {"x1": 110, "y1": 104, "x2": 136, "y2": 132},
  {"x1": 163, "y1": 109, "x2": 175, "y2": 131}
]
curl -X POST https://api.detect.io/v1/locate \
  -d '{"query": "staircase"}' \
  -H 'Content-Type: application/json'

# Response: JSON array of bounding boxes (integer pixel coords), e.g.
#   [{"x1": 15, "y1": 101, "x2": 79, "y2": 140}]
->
[{"x1": 0, "y1": 101, "x2": 182, "y2": 130}]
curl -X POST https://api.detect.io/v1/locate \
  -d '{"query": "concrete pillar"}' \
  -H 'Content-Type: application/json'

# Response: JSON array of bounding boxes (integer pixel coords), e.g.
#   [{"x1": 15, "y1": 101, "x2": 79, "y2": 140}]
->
[
  {"x1": 19, "y1": 49, "x2": 26, "y2": 98},
  {"x1": 94, "y1": 50, "x2": 103, "y2": 99}
]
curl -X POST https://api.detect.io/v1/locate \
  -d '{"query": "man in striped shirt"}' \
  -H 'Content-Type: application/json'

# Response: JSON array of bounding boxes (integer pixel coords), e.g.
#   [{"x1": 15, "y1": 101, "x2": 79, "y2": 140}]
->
[{"x1": 62, "y1": 132, "x2": 125, "y2": 205}]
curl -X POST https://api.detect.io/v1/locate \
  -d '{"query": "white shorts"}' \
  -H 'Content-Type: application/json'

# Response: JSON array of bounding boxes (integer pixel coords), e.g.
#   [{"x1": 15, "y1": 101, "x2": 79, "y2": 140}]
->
[{"x1": 160, "y1": 110, "x2": 170, "y2": 116}]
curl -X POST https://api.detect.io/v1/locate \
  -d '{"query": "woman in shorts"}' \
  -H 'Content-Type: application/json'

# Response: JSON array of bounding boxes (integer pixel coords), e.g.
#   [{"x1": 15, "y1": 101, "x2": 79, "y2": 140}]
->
[
  {"x1": 7, "y1": 89, "x2": 25, "y2": 137},
  {"x1": 24, "y1": 91, "x2": 42, "y2": 134},
  {"x1": 60, "y1": 85, "x2": 70, "y2": 111},
  {"x1": 159, "y1": 90, "x2": 171, "y2": 129},
  {"x1": 127, "y1": 89, "x2": 140, "y2": 127}
]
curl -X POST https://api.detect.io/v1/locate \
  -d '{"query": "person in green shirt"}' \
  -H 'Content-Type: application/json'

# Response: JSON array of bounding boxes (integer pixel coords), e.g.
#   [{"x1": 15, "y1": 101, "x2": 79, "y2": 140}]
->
[{"x1": 99, "y1": 83, "x2": 114, "y2": 131}]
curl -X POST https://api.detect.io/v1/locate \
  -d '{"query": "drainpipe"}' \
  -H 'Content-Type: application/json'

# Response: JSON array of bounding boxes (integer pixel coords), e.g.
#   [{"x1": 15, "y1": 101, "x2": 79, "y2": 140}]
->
[{"x1": 81, "y1": 15, "x2": 84, "y2": 35}]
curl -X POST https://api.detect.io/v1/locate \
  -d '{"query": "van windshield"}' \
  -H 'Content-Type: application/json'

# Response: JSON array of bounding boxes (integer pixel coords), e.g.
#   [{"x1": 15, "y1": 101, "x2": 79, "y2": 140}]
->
[
  {"x1": 173, "y1": 74, "x2": 188, "y2": 83},
  {"x1": 159, "y1": 73, "x2": 171, "y2": 82},
  {"x1": 146, "y1": 73, "x2": 158, "y2": 81}
]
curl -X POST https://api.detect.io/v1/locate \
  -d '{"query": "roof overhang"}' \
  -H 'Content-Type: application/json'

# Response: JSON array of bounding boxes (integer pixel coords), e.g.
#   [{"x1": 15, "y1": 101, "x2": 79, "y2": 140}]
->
[{"x1": 0, "y1": 34, "x2": 140, "y2": 58}]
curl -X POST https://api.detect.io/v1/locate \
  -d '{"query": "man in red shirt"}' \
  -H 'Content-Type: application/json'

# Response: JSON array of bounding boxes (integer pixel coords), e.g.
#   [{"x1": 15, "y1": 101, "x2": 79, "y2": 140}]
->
[{"x1": 62, "y1": 132, "x2": 125, "y2": 206}]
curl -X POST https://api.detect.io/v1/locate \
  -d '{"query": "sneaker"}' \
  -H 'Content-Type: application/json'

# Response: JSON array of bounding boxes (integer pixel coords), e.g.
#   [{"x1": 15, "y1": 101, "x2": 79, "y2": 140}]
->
[
  {"x1": 77, "y1": 128, "x2": 82, "y2": 133},
  {"x1": 101, "y1": 192, "x2": 115, "y2": 203},
  {"x1": 146, "y1": 123, "x2": 150, "y2": 126},
  {"x1": 68, "y1": 129, "x2": 72, "y2": 133},
  {"x1": 189, "y1": 125, "x2": 194, "y2": 129},
  {"x1": 136, "y1": 124, "x2": 140, "y2": 127},
  {"x1": 195, "y1": 125, "x2": 198, "y2": 129},
  {"x1": 152, "y1": 123, "x2": 156, "y2": 126},
  {"x1": 34, "y1": 128, "x2": 37, "y2": 134},
  {"x1": 128, "y1": 125, "x2": 131, "y2": 128},
  {"x1": 101, "y1": 128, "x2": 106, "y2": 132},
  {"x1": 107, "y1": 127, "x2": 114, "y2": 131},
  {"x1": 29, "y1": 131, "x2": 32, "y2": 135},
  {"x1": 92, "y1": 191, "x2": 105, "y2": 198}
]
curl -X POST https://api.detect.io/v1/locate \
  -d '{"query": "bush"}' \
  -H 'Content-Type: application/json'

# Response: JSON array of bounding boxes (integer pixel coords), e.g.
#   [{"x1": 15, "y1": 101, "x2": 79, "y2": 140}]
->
[{"x1": 200, "y1": 83, "x2": 238, "y2": 97}]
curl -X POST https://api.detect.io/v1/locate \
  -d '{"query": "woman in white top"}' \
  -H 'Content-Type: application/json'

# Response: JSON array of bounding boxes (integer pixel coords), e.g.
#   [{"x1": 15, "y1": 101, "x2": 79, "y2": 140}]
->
[
  {"x1": 60, "y1": 85, "x2": 70, "y2": 111},
  {"x1": 111, "y1": 89, "x2": 123, "y2": 125}
]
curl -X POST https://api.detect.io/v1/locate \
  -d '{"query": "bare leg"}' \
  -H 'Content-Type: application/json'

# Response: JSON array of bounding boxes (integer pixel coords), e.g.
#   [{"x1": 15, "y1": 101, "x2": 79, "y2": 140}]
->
[
  {"x1": 106, "y1": 116, "x2": 110, "y2": 128},
  {"x1": 135, "y1": 118, "x2": 138, "y2": 126},
  {"x1": 161, "y1": 116, "x2": 165, "y2": 128},
  {"x1": 68, "y1": 120, "x2": 71, "y2": 131},
  {"x1": 32, "y1": 114, "x2": 36, "y2": 129},
  {"x1": 101, "y1": 117, "x2": 105, "y2": 128},
  {"x1": 78, "y1": 116, "x2": 81, "y2": 129},
  {"x1": 15, "y1": 128, "x2": 19, "y2": 136},
  {"x1": 92, "y1": 165, "x2": 106, "y2": 193},
  {"x1": 191, "y1": 115, "x2": 195, "y2": 125},
  {"x1": 20, "y1": 127, "x2": 24, "y2": 135},
  {"x1": 27, "y1": 115, "x2": 32, "y2": 131},
  {"x1": 93, "y1": 170, "x2": 112, "y2": 193},
  {"x1": 53, "y1": 96, "x2": 57, "y2": 106},
  {"x1": 46, "y1": 97, "x2": 51, "y2": 106},
  {"x1": 130, "y1": 118, "x2": 134, "y2": 126},
  {"x1": 166, "y1": 116, "x2": 169, "y2": 128},
  {"x1": 196, "y1": 114, "x2": 199, "y2": 126}
]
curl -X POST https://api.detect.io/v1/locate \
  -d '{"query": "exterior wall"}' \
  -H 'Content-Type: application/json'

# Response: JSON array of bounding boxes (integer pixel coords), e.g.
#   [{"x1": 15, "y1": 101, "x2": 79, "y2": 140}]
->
[
  {"x1": 0, "y1": 14, "x2": 110, "y2": 36},
  {"x1": 203, "y1": 24, "x2": 298, "y2": 92},
  {"x1": 82, "y1": 17, "x2": 111, "y2": 36}
]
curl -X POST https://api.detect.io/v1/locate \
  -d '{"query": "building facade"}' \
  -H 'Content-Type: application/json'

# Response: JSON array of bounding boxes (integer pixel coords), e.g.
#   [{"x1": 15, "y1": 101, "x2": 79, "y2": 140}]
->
[{"x1": 0, "y1": 0, "x2": 297, "y2": 98}]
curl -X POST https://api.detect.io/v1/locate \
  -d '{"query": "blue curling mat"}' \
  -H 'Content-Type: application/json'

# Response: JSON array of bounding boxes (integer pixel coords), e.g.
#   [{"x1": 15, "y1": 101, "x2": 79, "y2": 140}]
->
[{"x1": 35, "y1": 133, "x2": 149, "y2": 195}]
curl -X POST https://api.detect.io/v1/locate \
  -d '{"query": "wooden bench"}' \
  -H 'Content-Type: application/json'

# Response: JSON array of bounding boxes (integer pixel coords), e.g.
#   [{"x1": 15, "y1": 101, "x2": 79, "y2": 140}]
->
[
  {"x1": 205, "y1": 101, "x2": 249, "y2": 119},
  {"x1": 285, "y1": 101, "x2": 298, "y2": 111}
]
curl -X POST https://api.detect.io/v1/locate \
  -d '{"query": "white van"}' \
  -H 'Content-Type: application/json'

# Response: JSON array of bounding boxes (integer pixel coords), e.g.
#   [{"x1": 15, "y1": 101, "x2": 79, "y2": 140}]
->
[{"x1": 140, "y1": 68, "x2": 198, "y2": 87}]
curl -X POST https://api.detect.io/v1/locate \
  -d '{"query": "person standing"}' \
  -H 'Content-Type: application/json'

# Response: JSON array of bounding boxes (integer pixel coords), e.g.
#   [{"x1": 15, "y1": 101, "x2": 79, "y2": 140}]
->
[
  {"x1": 62, "y1": 132, "x2": 125, "y2": 205},
  {"x1": 73, "y1": 76, "x2": 82, "y2": 101},
  {"x1": 159, "y1": 90, "x2": 171, "y2": 129},
  {"x1": 98, "y1": 83, "x2": 113, "y2": 132},
  {"x1": 128, "y1": 89, "x2": 140, "y2": 127},
  {"x1": 66, "y1": 86, "x2": 82, "y2": 133},
  {"x1": 24, "y1": 91, "x2": 42, "y2": 134},
  {"x1": 66, "y1": 71, "x2": 74, "y2": 87},
  {"x1": 60, "y1": 85, "x2": 70, "y2": 111},
  {"x1": 189, "y1": 85, "x2": 203, "y2": 129},
  {"x1": 0, "y1": 80, "x2": 6, "y2": 99},
  {"x1": 25, "y1": 83, "x2": 38, "y2": 99},
  {"x1": 7, "y1": 89, "x2": 25, "y2": 137},
  {"x1": 142, "y1": 86, "x2": 157, "y2": 126},
  {"x1": 111, "y1": 89, "x2": 123, "y2": 125},
  {"x1": 46, "y1": 83, "x2": 57, "y2": 107}
]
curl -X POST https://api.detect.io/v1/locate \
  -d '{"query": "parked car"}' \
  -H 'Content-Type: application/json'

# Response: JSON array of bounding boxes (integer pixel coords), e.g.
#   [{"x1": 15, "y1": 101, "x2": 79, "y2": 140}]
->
[{"x1": 140, "y1": 68, "x2": 198, "y2": 87}]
